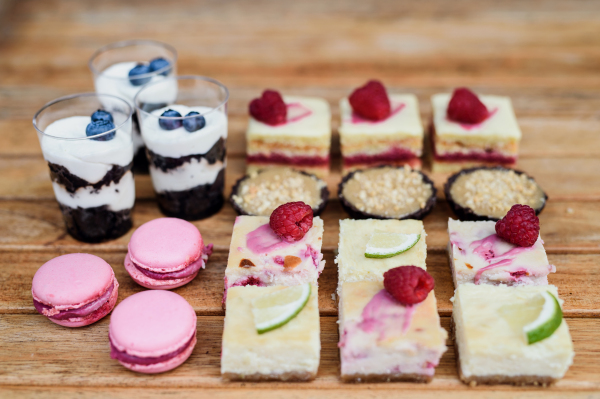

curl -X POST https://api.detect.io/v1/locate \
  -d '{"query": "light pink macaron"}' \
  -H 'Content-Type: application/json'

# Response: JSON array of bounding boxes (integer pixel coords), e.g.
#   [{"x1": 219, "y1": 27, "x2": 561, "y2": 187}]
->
[
  {"x1": 124, "y1": 218, "x2": 213, "y2": 289},
  {"x1": 32, "y1": 253, "x2": 119, "y2": 328},
  {"x1": 109, "y1": 290, "x2": 197, "y2": 373}
]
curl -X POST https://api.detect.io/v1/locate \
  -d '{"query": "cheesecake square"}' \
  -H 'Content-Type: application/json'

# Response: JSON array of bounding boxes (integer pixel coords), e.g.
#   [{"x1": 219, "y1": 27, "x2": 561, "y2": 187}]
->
[
  {"x1": 224, "y1": 215, "x2": 325, "y2": 299},
  {"x1": 453, "y1": 283, "x2": 574, "y2": 385},
  {"x1": 430, "y1": 93, "x2": 521, "y2": 173},
  {"x1": 246, "y1": 96, "x2": 331, "y2": 177},
  {"x1": 335, "y1": 219, "x2": 426, "y2": 290},
  {"x1": 448, "y1": 218, "x2": 554, "y2": 287},
  {"x1": 221, "y1": 284, "x2": 320, "y2": 381},
  {"x1": 339, "y1": 94, "x2": 423, "y2": 173},
  {"x1": 338, "y1": 281, "x2": 447, "y2": 382}
]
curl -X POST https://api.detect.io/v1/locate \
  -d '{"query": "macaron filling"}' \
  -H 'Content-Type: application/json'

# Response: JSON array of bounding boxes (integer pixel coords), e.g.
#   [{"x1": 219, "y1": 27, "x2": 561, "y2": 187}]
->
[
  {"x1": 33, "y1": 281, "x2": 115, "y2": 320},
  {"x1": 109, "y1": 331, "x2": 196, "y2": 366},
  {"x1": 133, "y1": 255, "x2": 205, "y2": 280}
]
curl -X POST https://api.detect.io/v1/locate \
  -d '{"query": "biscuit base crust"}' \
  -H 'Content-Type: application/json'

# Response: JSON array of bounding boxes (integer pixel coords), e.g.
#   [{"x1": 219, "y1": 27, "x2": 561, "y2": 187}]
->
[
  {"x1": 341, "y1": 373, "x2": 432, "y2": 383},
  {"x1": 452, "y1": 317, "x2": 557, "y2": 387},
  {"x1": 222, "y1": 370, "x2": 316, "y2": 382}
]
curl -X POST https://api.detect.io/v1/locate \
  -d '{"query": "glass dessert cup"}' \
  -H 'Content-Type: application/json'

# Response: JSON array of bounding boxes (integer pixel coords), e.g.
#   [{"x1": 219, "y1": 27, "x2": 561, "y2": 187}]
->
[
  {"x1": 135, "y1": 76, "x2": 229, "y2": 221},
  {"x1": 33, "y1": 93, "x2": 135, "y2": 243},
  {"x1": 89, "y1": 40, "x2": 178, "y2": 174}
]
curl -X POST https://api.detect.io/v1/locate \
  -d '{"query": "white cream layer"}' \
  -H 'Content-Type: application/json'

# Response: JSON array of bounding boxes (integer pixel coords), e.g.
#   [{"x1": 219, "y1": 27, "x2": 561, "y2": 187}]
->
[
  {"x1": 41, "y1": 116, "x2": 134, "y2": 183},
  {"x1": 141, "y1": 104, "x2": 227, "y2": 158},
  {"x1": 150, "y1": 159, "x2": 224, "y2": 193},
  {"x1": 53, "y1": 171, "x2": 135, "y2": 212}
]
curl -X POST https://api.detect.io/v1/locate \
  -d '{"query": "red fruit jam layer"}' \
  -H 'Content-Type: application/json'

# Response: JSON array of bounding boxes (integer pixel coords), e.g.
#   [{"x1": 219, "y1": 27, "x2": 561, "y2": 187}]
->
[
  {"x1": 431, "y1": 125, "x2": 516, "y2": 164},
  {"x1": 247, "y1": 153, "x2": 330, "y2": 167},
  {"x1": 33, "y1": 281, "x2": 115, "y2": 320},
  {"x1": 343, "y1": 147, "x2": 419, "y2": 167},
  {"x1": 110, "y1": 332, "x2": 195, "y2": 366}
]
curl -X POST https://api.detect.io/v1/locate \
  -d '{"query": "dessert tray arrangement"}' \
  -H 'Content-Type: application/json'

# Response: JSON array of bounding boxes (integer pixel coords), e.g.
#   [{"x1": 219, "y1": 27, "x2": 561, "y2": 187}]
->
[{"x1": 3, "y1": 35, "x2": 598, "y2": 397}]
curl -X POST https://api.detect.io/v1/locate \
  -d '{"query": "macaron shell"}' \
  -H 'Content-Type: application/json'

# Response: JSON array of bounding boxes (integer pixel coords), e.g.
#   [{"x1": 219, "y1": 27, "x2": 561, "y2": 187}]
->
[
  {"x1": 49, "y1": 277, "x2": 119, "y2": 328},
  {"x1": 128, "y1": 218, "x2": 203, "y2": 272},
  {"x1": 32, "y1": 253, "x2": 114, "y2": 307},
  {"x1": 109, "y1": 290, "x2": 197, "y2": 358},
  {"x1": 117, "y1": 335, "x2": 197, "y2": 374},
  {"x1": 123, "y1": 253, "x2": 198, "y2": 290}
]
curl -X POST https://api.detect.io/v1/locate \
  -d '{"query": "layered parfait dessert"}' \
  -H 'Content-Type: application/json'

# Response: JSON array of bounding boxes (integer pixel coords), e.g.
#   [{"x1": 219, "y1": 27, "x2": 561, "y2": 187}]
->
[
  {"x1": 33, "y1": 93, "x2": 135, "y2": 242},
  {"x1": 135, "y1": 76, "x2": 229, "y2": 220},
  {"x1": 246, "y1": 90, "x2": 331, "y2": 177},
  {"x1": 89, "y1": 40, "x2": 178, "y2": 173},
  {"x1": 339, "y1": 80, "x2": 424, "y2": 172},
  {"x1": 430, "y1": 88, "x2": 521, "y2": 173}
]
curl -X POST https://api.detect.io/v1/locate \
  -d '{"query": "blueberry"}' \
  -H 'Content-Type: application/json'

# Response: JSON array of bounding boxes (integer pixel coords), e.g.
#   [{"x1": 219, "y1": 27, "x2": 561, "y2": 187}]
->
[
  {"x1": 183, "y1": 111, "x2": 206, "y2": 132},
  {"x1": 91, "y1": 109, "x2": 113, "y2": 123},
  {"x1": 128, "y1": 63, "x2": 151, "y2": 86},
  {"x1": 86, "y1": 120, "x2": 116, "y2": 141},
  {"x1": 149, "y1": 57, "x2": 171, "y2": 76},
  {"x1": 158, "y1": 109, "x2": 183, "y2": 130}
]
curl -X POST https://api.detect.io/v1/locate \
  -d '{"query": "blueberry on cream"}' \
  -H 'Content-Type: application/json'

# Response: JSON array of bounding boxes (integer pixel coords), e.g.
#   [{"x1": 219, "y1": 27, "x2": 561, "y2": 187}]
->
[
  {"x1": 91, "y1": 109, "x2": 114, "y2": 123},
  {"x1": 149, "y1": 57, "x2": 171, "y2": 76},
  {"x1": 86, "y1": 119, "x2": 116, "y2": 142},
  {"x1": 183, "y1": 111, "x2": 206, "y2": 132},
  {"x1": 159, "y1": 109, "x2": 183, "y2": 130},
  {"x1": 128, "y1": 63, "x2": 152, "y2": 86}
]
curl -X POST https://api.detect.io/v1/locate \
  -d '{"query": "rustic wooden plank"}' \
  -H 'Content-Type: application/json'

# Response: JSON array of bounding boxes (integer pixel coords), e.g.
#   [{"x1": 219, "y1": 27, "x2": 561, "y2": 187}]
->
[
  {"x1": 2, "y1": 251, "x2": 598, "y2": 318},
  {"x1": 0, "y1": 315, "x2": 598, "y2": 391}
]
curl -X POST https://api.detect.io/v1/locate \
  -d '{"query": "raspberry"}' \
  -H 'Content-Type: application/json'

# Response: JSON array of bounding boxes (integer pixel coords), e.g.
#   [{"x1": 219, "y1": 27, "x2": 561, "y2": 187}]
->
[
  {"x1": 447, "y1": 87, "x2": 489, "y2": 124},
  {"x1": 495, "y1": 204, "x2": 540, "y2": 247},
  {"x1": 249, "y1": 89, "x2": 287, "y2": 125},
  {"x1": 269, "y1": 202, "x2": 313, "y2": 242},
  {"x1": 383, "y1": 266, "x2": 434, "y2": 306},
  {"x1": 349, "y1": 80, "x2": 391, "y2": 121}
]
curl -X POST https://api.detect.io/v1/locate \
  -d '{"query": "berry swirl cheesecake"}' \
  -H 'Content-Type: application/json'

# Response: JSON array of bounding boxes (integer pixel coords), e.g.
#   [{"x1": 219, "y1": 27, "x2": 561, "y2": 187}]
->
[
  {"x1": 430, "y1": 88, "x2": 521, "y2": 173},
  {"x1": 339, "y1": 80, "x2": 424, "y2": 173},
  {"x1": 246, "y1": 90, "x2": 331, "y2": 177},
  {"x1": 223, "y1": 202, "x2": 325, "y2": 303}
]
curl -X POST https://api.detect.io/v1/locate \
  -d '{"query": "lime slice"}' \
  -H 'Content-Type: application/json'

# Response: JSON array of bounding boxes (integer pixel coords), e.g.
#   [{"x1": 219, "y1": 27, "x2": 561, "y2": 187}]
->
[
  {"x1": 364, "y1": 231, "x2": 421, "y2": 259},
  {"x1": 251, "y1": 283, "x2": 311, "y2": 334},
  {"x1": 523, "y1": 291, "x2": 563, "y2": 345}
]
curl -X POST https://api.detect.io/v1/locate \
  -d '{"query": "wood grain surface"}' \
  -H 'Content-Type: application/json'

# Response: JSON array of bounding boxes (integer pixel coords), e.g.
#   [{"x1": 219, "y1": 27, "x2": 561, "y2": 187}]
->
[{"x1": 1, "y1": 0, "x2": 600, "y2": 397}]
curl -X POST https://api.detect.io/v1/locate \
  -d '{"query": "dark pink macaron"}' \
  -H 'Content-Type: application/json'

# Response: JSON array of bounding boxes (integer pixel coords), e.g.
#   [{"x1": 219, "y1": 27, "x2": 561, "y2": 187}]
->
[
  {"x1": 32, "y1": 253, "x2": 119, "y2": 328},
  {"x1": 124, "y1": 218, "x2": 212, "y2": 289},
  {"x1": 109, "y1": 290, "x2": 197, "y2": 373}
]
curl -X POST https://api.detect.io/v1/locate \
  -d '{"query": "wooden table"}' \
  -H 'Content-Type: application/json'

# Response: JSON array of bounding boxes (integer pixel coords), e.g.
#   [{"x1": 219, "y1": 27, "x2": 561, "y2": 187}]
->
[{"x1": 1, "y1": 1, "x2": 600, "y2": 397}]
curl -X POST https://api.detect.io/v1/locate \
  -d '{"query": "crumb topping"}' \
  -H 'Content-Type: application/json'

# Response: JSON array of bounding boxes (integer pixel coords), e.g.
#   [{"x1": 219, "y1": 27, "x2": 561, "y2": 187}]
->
[
  {"x1": 232, "y1": 168, "x2": 325, "y2": 216},
  {"x1": 450, "y1": 169, "x2": 545, "y2": 219},
  {"x1": 342, "y1": 165, "x2": 433, "y2": 218}
]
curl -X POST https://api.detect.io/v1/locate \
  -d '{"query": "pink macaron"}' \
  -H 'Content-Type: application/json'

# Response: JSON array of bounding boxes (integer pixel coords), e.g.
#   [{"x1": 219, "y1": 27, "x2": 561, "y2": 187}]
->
[
  {"x1": 109, "y1": 290, "x2": 197, "y2": 373},
  {"x1": 32, "y1": 253, "x2": 119, "y2": 328},
  {"x1": 124, "y1": 218, "x2": 213, "y2": 289}
]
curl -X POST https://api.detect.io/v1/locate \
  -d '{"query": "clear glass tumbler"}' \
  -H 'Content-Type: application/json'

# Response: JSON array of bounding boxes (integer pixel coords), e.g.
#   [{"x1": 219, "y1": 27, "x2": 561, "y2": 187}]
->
[
  {"x1": 135, "y1": 76, "x2": 229, "y2": 220},
  {"x1": 33, "y1": 93, "x2": 135, "y2": 242},
  {"x1": 89, "y1": 40, "x2": 178, "y2": 173}
]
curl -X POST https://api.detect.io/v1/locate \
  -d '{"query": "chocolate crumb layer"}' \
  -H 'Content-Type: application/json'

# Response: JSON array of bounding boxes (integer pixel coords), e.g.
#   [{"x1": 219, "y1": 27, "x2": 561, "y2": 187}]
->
[
  {"x1": 338, "y1": 165, "x2": 437, "y2": 220},
  {"x1": 444, "y1": 166, "x2": 547, "y2": 221},
  {"x1": 148, "y1": 137, "x2": 226, "y2": 172},
  {"x1": 230, "y1": 167, "x2": 329, "y2": 216},
  {"x1": 156, "y1": 168, "x2": 225, "y2": 220},
  {"x1": 58, "y1": 203, "x2": 132, "y2": 243},
  {"x1": 49, "y1": 162, "x2": 133, "y2": 194}
]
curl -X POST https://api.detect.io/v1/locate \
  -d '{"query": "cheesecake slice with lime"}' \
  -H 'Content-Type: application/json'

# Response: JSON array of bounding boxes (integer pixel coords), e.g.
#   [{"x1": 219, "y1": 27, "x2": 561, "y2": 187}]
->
[{"x1": 365, "y1": 231, "x2": 421, "y2": 259}]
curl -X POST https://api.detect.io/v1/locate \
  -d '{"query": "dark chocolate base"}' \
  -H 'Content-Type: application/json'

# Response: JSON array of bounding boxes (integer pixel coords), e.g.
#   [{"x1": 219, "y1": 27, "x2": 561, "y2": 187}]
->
[
  {"x1": 338, "y1": 165, "x2": 437, "y2": 221},
  {"x1": 132, "y1": 146, "x2": 149, "y2": 174},
  {"x1": 156, "y1": 168, "x2": 225, "y2": 221},
  {"x1": 229, "y1": 169, "x2": 329, "y2": 217},
  {"x1": 444, "y1": 166, "x2": 548, "y2": 221},
  {"x1": 59, "y1": 203, "x2": 132, "y2": 243}
]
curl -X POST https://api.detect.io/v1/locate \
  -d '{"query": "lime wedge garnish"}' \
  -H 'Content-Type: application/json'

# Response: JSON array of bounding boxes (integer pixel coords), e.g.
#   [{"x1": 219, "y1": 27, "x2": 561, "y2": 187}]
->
[
  {"x1": 251, "y1": 283, "x2": 311, "y2": 334},
  {"x1": 523, "y1": 291, "x2": 563, "y2": 345},
  {"x1": 364, "y1": 231, "x2": 421, "y2": 259}
]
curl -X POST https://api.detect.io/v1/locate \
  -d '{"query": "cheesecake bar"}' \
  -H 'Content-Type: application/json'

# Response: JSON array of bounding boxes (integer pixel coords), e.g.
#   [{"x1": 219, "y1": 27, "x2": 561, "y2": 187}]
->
[
  {"x1": 246, "y1": 96, "x2": 331, "y2": 177},
  {"x1": 339, "y1": 94, "x2": 423, "y2": 172},
  {"x1": 221, "y1": 284, "x2": 320, "y2": 381},
  {"x1": 335, "y1": 219, "x2": 426, "y2": 290},
  {"x1": 448, "y1": 218, "x2": 554, "y2": 287},
  {"x1": 453, "y1": 283, "x2": 574, "y2": 385},
  {"x1": 430, "y1": 93, "x2": 521, "y2": 173},
  {"x1": 224, "y1": 215, "x2": 325, "y2": 299},
  {"x1": 339, "y1": 281, "x2": 447, "y2": 382}
]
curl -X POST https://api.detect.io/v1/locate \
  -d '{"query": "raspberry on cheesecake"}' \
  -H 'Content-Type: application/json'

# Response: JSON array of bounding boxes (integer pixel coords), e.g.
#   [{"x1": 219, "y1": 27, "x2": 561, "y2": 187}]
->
[
  {"x1": 246, "y1": 90, "x2": 332, "y2": 178},
  {"x1": 430, "y1": 88, "x2": 522, "y2": 173},
  {"x1": 339, "y1": 81, "x2": 424, "y2": 173}
]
